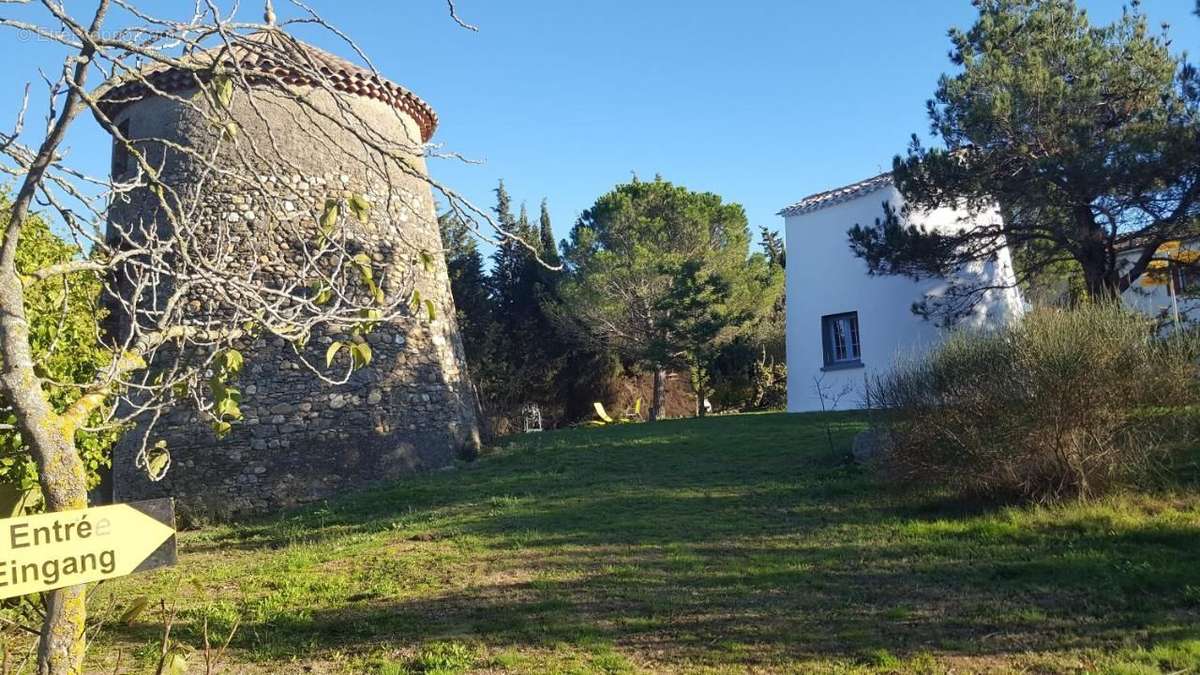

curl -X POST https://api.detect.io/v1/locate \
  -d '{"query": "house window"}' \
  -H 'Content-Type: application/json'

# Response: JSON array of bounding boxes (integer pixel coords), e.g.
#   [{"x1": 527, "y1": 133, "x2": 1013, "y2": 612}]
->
[
  {"x1": 821, "y1": 312, "x2": 862, "y2": 369},
  {"x1": 112, "y1": 119, "x2": 131, "y2": 177},
  {"x1": 1171, "y1": 263, "x2": 1200, "y2": 295}
]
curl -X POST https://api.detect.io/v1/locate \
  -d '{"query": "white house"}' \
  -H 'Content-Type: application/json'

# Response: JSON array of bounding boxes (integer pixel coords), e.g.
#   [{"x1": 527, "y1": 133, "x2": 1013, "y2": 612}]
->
[
  {"x1": 1119, "y1": 240, "x2": 1200, "y2": 325},
  {"x1": 781, "y1": 172, "x2": 1024, "y2": 412}
]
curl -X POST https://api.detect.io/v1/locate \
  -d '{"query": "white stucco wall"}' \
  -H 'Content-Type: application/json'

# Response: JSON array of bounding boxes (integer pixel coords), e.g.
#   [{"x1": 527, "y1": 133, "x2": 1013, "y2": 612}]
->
[{"x1": 784, "y1": 184, "x2": 1023, "y2": 412}]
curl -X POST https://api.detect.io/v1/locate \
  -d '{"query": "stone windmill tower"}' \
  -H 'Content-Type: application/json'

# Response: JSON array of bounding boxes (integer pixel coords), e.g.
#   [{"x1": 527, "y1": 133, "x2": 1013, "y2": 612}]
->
[{"x1": 97, "y1": 26, "x2": 480, "y2": 516}]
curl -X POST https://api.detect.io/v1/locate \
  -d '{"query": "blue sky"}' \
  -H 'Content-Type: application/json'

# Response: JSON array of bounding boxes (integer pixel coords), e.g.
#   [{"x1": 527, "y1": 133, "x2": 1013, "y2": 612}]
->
[{"x1": 2, "y1": 1, "x2": 1197, "y2": 255}]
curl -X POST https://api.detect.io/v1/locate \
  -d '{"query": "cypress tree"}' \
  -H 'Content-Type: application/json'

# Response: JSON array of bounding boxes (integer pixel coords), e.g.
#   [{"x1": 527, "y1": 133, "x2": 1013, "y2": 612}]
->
[
  {"x1": 489, "y1": 180, "x2": 520, "y2": 307},
  {"x1": 517, "y1": 202, "x2": 538, "y2": 253},
  {"x1": 438, "y1": 211, "x2": 493, "y2": 371},
  {"x1": 494, "y1": 179, "x2": 514, "y2": 230},
  {"x1": 538, "y1": 199, "x2": 559, "y2": 267},
  {"x1": 759, "y1": 226, "x2": 785, "y2": 270}
]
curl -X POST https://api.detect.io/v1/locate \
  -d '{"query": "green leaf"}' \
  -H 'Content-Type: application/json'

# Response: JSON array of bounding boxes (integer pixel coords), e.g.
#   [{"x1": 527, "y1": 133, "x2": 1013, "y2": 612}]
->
[
  {"x1": 147, "y1": 446, "x2": 171, "y2": 479},
  {"x1": 222, "y1": 349, "x2": 244, "y2": 375},
  {"x1": 216, "y1": 397, "x2": 242, "y2": 421},
  {"x1": 214, "y1": 72, "x2": 234, "y2": 108},
  {"x1": 120, "y1": 596, "x2": 150, "y2": 626},
  {"x1": 348, "y1": 193, "x2": 370, "y2": 224},
  {"x1": 320, "y1": 199, "x2": 339, "y2": 233},
  {"x1": 350, "y1": 341, "x2": 372, "y2": 368},
  {"x1": 352, "y1": 253, "x2": 374, "y2": 283},
  {"x1": 212, "y1": 420, "x2": 232, "y2": 438},
  {"x1": 220, "y1": 121, "x2": 239, "y2": 141},
  {"x1": 208, "y1": 378, "x2": 227, "y2": 403},
  {"x1": 419, "y1": 250, "x2": 434, "y2": 272},
  {"x1": 312, "y1": 283, "x2": 332, "y2": 305},
  {"x1": 325, "y1": 341, "x2": 343, "y2": 367},
  {"x1": 163, "y1": 651, "x2": 189, "y2": 675},
  {"x1": 425, "y1": 299, "x2": 437, "y2": 321}
]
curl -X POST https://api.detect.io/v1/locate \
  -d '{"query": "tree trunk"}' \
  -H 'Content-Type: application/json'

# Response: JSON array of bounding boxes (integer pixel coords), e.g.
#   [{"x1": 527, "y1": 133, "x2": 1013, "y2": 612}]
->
[
  {"x1": 1082, "y1": 264, "x2": 1120, "y2": 301},
  {"x1": 0, "y1": 4, "x2": 108, "y2": 671},
  {"x1": 0, "y1": 268, "x2": 90, "y2": 675},
  {"x1": 40, "y1": 584, "x2": 88, "y2": 675},
  {"x1": 650, "y1": 368, "x2": 667, "y2": 422},
  {"x1": 1074, "y1": 206, "x2": 1122, "y2": 301},
  {"x1": 688, "y1": 365, "x2": 706, "y2": 418}
]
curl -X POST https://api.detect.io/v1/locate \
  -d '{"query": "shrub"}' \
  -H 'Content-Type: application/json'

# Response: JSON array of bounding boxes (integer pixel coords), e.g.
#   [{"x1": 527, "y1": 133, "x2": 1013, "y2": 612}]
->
[{"x1": 869, "y1": 303, "x2": 1200, "y2": 502}]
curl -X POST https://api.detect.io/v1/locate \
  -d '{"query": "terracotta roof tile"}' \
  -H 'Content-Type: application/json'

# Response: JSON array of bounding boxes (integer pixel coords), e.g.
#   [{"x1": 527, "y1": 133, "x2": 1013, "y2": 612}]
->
[
  {"x1": 777, "y1": 172, "x2": 893, "y2": 218},
  {"x1": 96, "y1": 30, "x2": 438, "y2": 142}
]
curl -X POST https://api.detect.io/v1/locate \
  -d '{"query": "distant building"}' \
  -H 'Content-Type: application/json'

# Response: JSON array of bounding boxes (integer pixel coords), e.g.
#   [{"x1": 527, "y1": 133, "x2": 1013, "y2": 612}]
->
[
  {"x1": 779, "y1": 172, "x2": 1024, "y2": 412},
  {"x1": 1119, "y1": 239, "x2": 1200, "y2": 325}
]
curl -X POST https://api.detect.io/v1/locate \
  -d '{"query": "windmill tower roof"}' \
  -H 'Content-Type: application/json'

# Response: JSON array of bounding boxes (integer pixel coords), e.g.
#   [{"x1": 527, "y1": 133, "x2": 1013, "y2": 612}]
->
[{"x1": 96, "y1": 30, "x2": 438, "y2": 142}]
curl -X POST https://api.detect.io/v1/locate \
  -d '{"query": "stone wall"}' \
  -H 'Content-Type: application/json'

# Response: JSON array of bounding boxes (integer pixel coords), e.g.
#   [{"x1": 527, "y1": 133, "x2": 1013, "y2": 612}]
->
[{"x1": 106, "y1": 78, "x2": 480, "y2": 518}]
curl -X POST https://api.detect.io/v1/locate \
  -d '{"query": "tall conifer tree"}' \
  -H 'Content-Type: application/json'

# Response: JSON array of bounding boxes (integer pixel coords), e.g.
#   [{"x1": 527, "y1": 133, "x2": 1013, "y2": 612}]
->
[
  {"x1": 488, "y1": 180, "x2": 518, "y2": 302},
  {"x1": 438, "y1": 211, "x2": 493, "y2": 382},
  {"x1": 848, "y1": 0, "x2": 1200, "y2": 316},
  {"x1": 539, "y1": 199, "x2": 559, "y2": 267}
]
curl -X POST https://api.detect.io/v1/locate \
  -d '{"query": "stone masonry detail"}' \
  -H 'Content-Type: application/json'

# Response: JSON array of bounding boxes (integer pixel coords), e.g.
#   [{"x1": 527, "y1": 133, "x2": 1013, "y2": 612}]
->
[{"x1": 101, "y1": 35, "x2": 481, "y2": 518}]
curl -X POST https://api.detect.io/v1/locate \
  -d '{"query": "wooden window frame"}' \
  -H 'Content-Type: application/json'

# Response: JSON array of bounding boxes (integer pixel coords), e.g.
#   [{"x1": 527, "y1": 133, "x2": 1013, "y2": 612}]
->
[{"x1": 821, "y1": 311, "x2": 863, "y2": 371}]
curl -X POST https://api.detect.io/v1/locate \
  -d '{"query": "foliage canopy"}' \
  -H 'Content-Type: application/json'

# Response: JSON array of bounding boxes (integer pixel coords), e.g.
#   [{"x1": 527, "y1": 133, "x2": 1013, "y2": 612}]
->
[
  {"x1": 2, "y1": 201, "x2": 115, "y2": 495},
  {"x1": 560, "y1": 177, "x2": 776, "y2": 418},
  {"x1": 849, "y1": 0, "x2": 1200, "y2": 317}
]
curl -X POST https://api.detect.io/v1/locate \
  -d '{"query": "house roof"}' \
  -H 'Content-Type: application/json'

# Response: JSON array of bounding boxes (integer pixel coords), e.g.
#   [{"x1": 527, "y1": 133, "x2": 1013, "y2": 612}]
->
[
  {"x1": 96, "y1": 30, "x2": 438, "y2": 142},
  {"x1": 777, "y1": 172, "x2": 894, "y2": 218}
]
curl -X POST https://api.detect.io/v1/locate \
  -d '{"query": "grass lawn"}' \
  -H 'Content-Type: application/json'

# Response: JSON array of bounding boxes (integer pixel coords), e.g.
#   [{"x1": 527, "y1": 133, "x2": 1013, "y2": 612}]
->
[{"x1": 35, "y1": 412, "x2": 1200, "y2": 672}]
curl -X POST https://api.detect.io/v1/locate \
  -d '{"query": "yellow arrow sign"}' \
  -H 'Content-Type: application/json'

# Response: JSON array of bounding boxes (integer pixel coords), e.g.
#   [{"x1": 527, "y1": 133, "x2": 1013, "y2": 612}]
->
[{"x1": 0, "y1": 499, "x2": 176, "y2": 599}]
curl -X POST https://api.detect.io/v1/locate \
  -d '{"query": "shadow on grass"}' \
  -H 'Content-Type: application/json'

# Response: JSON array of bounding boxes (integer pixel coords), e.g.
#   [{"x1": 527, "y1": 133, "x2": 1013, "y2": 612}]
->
[
  {"x1": 110, "y1": 411, "x2": 1200, "y2": 667},
  {"x1": 169, "y1": 520, "x2": 1200, "y2": 665},
  {"x1": 188, "y1": 412, "x2": 870, "y2": 553}
]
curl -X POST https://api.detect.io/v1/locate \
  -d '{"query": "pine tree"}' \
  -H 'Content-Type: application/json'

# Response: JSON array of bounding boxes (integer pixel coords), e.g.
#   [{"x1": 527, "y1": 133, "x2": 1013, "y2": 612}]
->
[
  {"x1": 561, "y1": 177, "x2": 758, "y2": 421},
  {"x1": 849, "y1": 0, "x2": 1200, "y2": 316}
]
